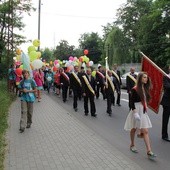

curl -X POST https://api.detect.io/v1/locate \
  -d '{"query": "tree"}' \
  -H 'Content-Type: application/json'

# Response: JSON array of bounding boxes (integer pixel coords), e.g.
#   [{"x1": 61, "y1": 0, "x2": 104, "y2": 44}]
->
[
  {"x1": 104, "y1": 27, "x2": 131, "y2": 66},
  {"x1": 0, "y1": 0, "x2": 35, "y2": 78},
  {"x1": 78, "y1": 32, "x2": 103, "y2": 63},
  {"x1": 116, "y1": 0, "x2": 153, "y2": 62},
  {"x1": 53, "y1": 40, "x2": 76, "y2": 60}
]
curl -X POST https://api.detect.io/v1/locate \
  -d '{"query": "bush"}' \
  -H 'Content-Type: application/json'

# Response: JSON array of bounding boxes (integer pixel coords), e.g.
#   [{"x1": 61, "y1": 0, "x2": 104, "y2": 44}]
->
[{"x1": 0, "y1": 80, "x2": 16, "y2": 170}]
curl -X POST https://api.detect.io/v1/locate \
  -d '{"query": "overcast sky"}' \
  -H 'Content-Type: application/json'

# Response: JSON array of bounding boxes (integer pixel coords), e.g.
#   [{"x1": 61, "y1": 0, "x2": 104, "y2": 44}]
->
[{"x1": 20, "y1": 0, "x2": 127, "y2": 51}]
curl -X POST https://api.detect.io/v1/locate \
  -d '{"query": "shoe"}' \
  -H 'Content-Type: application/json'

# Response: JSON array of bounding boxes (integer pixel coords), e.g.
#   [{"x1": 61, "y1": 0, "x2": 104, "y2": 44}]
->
[
  {"x1": 147, "y1": 151, "x2": 157, "y2": 160},
  {"x1": 162, "y1": 137, "x2": 170, "y2": 142},
  {"x1": 19, "y1": 128, "x2": 25, "y2": 133},
  {"x1": 26, "y1": 124, "x2": 31, "y2": 128},
  {"x1": 117, "y1": 104, "x2": 121, "y2": 106},
  {"x1": 130, "y1": 146, "x2": 138, "y2": 153},
  {"x1": 91, "y1": 114, "x2": 97, "y2": 117},
  {"x1": 74, "y1": 108, "x2": 78, "y2": 112},
  {"x1": 85, "y1": 113, "x2": 88, "y2": 116}
]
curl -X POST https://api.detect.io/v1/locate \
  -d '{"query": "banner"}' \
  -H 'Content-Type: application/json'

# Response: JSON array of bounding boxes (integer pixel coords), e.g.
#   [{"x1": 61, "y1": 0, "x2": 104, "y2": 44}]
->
[{"x1": 141, "y1": 55, "x2": 164, "y2": 113}]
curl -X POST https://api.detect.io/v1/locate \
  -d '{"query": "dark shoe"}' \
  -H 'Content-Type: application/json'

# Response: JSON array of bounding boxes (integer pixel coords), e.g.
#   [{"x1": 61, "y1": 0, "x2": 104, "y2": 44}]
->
[
  {"x1": 26, "y1": 124, "x2": 31, "y2": 128},
  {"x1": 117, "y1": 104, "x2": 121, "y2": 106},
  {"x1": 74, "y1": 108, "x2": 78, "y2": 112},
  {"x1": 91, "y1": 114, "x2": 97, "y2": 117},
  {"x1": 85, "y1": 113, "x2": 88, "y2": 116},
  {"x1": 108, "y1": 112, "x2": 112, "y2": 116},
  {"x1": 19, "y1": 128, "x2": 25, "y2": 133},
  {"x1": 63, "y1": 100, "x2": 66, "y2": 103},
  {"x1": 162, "y1": 137, "x2": 170, "y2": 142}
]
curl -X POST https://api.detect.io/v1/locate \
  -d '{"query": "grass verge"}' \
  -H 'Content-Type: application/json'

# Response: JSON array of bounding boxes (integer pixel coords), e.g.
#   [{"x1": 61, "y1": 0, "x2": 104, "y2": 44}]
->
[{"x1": 0, "y1": 80, "x2": 16, "y2": 170}]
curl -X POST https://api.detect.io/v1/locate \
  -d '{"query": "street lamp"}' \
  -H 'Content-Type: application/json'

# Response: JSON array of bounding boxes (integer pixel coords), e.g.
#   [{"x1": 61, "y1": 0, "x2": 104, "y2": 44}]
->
[{"x1": 38, "y1": 0, "x2": 41, "y2": 51}]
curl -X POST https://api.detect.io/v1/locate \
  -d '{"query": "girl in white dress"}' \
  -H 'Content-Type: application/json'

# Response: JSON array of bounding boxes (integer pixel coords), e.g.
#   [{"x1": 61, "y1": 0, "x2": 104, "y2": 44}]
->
[{"x1": 124, "y1": 72, "x2": 156, "y2": 159}]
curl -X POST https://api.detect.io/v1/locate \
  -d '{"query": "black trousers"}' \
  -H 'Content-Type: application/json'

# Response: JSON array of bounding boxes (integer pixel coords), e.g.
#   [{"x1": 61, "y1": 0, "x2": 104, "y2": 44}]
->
[
  {"x1": 62, "y1": 86, "x2": 68, "y2": 102},
  {"x1": 84, "y1": 95, "x2": 96, "y2": 115},
  {"x1": 162, "y1": 105, "x2": 170, "y2": 138},
  {"x1": 72, "y1": 88, "x2": 79, "y2": 109},
  {"x1": 106, "y1": 92, "x2": 114, "y2": 113},
  {"x1": 96, "y1": 84, "x2": 105, "y2": 99}
]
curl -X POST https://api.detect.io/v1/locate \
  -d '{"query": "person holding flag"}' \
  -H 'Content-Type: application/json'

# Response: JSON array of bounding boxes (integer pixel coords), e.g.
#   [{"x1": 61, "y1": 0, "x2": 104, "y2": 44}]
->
[
  {"x1": 161, "y1": 65, "x2": 170, "y2": 142},
  {"x1": 112, "y1": 64, "x2": 122, "y2": 106},
  {"x1": 105, "y1": 70, "x2": 119, "y2": 116}
]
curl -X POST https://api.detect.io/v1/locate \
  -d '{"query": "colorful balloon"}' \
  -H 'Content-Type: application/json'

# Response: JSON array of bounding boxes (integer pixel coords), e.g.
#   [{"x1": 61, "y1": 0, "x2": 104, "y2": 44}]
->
[
  {"x1": 28, "y1": 46, "x2": 36, "y2": 53},
  {"x1": 31, "y1": 59, "x2": 43, "y2": 69},
  {"x1": 15, "y1": 68, "x2": 22, "y2": 76},
  {"x1": 92, "y1": 70, "x2": 96, "y2": 77},
  {"x1": 29, "y1": 51, "x2": 38, "y2": 62},
  {"x1": 33, "y1": 39, "x2": 40, "y2": 47},
  {"x1": 16, "y1": 49, "x2": 21, "y2": 55},
  {"x1": 84, "y1": 49, "x2": 89, "y2": 55}
]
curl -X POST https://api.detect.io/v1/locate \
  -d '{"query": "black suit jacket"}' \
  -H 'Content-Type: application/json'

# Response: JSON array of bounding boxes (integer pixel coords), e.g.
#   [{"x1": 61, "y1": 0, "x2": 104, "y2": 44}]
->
[
  {"x1": 82, "y1": 74, "x2": 96, "y2": 96},
  {"x1": 126, "y1": 73, "x2": 137, "y2": 93},
  {"x1": 60, "y1": 72, "x2": 70, "y2": 87},
  {"x1": 69, "y1": 72, "x2": 81, "y2": 89},
  {"x1": 161, "y1": 75, "x2": 170, "y2": 106}
]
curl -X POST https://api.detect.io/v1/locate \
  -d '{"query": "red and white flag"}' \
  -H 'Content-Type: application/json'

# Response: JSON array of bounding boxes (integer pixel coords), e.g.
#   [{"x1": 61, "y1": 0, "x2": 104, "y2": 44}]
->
[{"x1": 141, "y1": 52, "x2": 165, "y2": 113}]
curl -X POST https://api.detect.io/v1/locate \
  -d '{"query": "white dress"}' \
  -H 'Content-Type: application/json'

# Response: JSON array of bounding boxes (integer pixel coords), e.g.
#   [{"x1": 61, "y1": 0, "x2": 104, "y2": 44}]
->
[{"x1": 124, "y1": 102, "x2": 152, "y2": 131}]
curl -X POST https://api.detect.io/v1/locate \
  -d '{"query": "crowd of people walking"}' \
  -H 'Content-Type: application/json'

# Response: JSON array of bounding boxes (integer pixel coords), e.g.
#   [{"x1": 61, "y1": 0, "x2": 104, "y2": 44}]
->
[{"x1": 8, "y1": 63, "x2": 170, "y2": 160}]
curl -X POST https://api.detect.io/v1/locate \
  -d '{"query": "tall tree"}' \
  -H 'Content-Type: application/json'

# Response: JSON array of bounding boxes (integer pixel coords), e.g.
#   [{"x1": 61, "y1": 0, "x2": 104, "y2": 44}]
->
[
  {"x1": 105, "y1": 27, "x2": 131, "y2": 66},
  {"x1": 53, "y1": 40, "x2": 76, "y2": 60},
  {"x1": 116, "y1": 0, "x2": 153, "y2": 62},
  {"x1": 78, "y1": 32, "x2": 103, "y2": 63}
]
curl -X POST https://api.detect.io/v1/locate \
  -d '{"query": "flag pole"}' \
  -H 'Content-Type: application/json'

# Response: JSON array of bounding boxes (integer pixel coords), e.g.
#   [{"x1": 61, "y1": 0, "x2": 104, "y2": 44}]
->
[{"x1": 139, "y1": 50, "x2": 168, "y2": 77}]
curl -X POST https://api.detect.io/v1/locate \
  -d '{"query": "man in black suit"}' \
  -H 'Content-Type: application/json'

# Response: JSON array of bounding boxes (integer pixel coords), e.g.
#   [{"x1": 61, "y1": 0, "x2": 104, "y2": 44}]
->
[
  {"x1": 96, "y1": 64, "x2": 106, "y2": 100},
  {"x1": 105, "y1": 70, "x2": 119, "y2": 116},
  {"x1": 126, "y1": 67, "x2": 138, "y2": 110},
  {"x1": 69, "y1": 66, "x2": 82, "y2": 112},
  {"x1": 112, "y1": 64, "x2": 122, "y2": 106},
  {"x1": 81, "y1": 68, "x2": 97, "y2": 117},
  {"x1": 161, "y1": 66, "x2": 170, "y2": 142},
  {"x1": 60, "y1": 67, "x2": 70, "y2": 102}
]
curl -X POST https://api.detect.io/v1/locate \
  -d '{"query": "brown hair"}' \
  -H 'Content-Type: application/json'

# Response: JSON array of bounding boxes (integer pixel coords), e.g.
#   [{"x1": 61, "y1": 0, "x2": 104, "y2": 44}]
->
[
  {"x1": 22, "y1": 70, "x2": 30, "y2": 76},
  {"x1": 136, "y1": 72, "x2": 151, "y2": 103}
]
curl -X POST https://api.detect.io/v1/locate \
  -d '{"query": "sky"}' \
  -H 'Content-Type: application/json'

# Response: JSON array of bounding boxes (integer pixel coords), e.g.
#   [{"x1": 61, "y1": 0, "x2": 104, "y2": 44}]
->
[{"x1": 20, "y1": 0, "x2": 127, "y2": 51}]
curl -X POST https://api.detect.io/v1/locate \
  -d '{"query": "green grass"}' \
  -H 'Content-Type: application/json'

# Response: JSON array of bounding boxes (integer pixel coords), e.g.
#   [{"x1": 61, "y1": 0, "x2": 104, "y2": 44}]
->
[{"x1": 0, "y1": 80, "x2": 16, "y2": 170}]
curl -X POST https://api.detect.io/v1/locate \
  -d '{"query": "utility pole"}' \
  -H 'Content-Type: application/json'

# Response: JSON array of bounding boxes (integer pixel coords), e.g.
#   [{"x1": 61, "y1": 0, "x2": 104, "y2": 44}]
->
[{"x1": 38, "y1": 0, "x2": 41, "y2": 51}]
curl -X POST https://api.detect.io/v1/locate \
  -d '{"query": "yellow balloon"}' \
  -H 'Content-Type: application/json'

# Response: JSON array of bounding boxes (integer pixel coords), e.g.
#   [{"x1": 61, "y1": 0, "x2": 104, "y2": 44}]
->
[
  {"x1": 33, "y1": 39, "x2": 40, "y2": 47},
  {"x1": 20, "y1": 65, "x2": 23, "y2": 69},
  {"x1": 29, "y1": 51, "x2": 38, "y2": 62},
  {"x1": 92, "y1": 71, "x2": 96, "y2": 77},
  {"x1": 37, "y1": 51, "x2": 41, "y2": 58},
  {"x1": 16, "y1": 49, "x2": 21, "y2": 55},
  {"x1": 28, "y1": 46, "x2": 36, "y2": 53},
  {"x1": 16, "y1": 55, "x2": 21, "y2": 61}
]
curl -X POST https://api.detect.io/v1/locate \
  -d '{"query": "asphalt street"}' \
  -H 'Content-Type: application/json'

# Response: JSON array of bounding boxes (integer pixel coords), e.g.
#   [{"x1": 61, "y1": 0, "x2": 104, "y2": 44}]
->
[{"x1": 48, "y1": 89, "x2": 170, "y2": 170}]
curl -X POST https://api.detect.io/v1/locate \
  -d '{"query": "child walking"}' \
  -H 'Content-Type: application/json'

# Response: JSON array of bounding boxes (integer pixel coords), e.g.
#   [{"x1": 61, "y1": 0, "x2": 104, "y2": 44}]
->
[{"x1": 18, "y1": 70, "x2": 37, "y2": 133}]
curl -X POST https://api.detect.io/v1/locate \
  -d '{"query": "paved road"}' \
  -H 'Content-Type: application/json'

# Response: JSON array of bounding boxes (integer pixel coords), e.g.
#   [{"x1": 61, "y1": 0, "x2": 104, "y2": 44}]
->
[
  {"x1": 5, "y1": 91, "x2": 143, "y2": 170},
  {"x1": 48, "y1": 89, "x2": 170, "y2": 170}
]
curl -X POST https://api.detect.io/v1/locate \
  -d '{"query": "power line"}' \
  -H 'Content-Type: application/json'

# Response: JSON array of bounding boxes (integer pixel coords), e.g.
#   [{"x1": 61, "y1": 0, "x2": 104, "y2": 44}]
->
[{"x1": 41, "y1": 11, "x2": 117, "y2": 20}]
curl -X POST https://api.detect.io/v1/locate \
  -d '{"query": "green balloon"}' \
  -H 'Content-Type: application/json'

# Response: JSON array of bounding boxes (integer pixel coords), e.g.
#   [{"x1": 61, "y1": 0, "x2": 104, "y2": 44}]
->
[
  {"x1": 28, "y1": 46, "x2": 36, "y2": 53},
  {"x1": 29, "y1": 51, "x2": 38, "y2": 62}
]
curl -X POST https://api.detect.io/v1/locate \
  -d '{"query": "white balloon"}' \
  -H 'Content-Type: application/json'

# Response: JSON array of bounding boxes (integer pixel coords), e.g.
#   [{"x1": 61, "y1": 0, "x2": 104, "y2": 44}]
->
[
  {"x1": 31, "y1": 59, "x2": 43, "y2": 69},
  {"x1": 47, "y1": 77, "x2": 52, "y2": 81}
]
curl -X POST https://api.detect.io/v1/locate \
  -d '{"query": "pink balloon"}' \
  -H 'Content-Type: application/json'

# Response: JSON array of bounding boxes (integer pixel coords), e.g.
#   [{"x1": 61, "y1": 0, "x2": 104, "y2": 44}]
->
[
  {"x1": 69, "y1": 56, "x2": 74, "y2": 61},
  {"x1": 54, "y1": 60, "x2": 59, "y2": 65}
]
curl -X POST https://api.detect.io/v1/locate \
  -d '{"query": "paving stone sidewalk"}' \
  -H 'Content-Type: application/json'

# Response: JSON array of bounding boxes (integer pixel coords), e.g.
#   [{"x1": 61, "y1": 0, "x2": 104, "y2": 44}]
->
[{"x1": 5, "y1": 93, "x2": 143, "y2": 170}]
